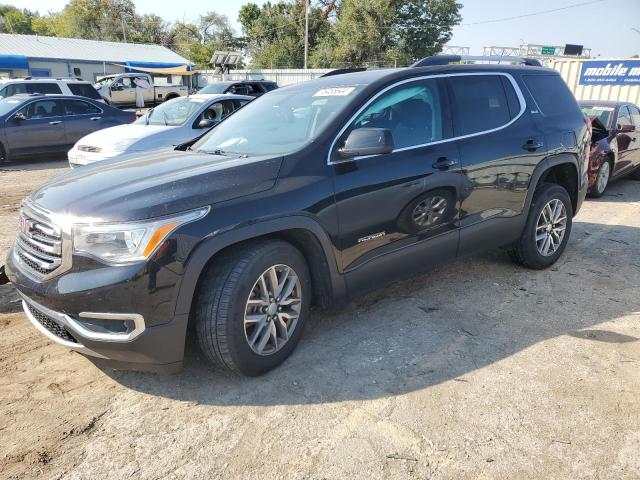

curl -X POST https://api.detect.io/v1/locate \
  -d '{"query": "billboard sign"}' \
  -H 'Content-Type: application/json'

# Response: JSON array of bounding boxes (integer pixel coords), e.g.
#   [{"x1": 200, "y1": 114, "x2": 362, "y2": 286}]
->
[{"x1": 579, "y1": 60, "x2": 640, "y2": 85}]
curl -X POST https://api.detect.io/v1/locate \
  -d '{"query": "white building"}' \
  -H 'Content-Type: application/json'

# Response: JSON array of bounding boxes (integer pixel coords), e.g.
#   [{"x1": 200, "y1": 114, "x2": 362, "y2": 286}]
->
[{"x1": 0, "y1": 33, "x2": 193, "y2": 84}]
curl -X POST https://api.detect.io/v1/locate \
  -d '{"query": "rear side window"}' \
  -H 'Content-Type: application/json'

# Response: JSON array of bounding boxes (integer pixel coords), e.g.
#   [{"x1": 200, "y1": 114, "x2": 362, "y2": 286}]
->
[
  {"x1": 447, "y1": 75, "x2": 513, "y2": 136},
  {"x1": 629, "y1": 105, "x2": 640, "y2": 127},
  {"x1": 616, "y1": 106, "x2": 633, "y2": 128},
  {"x1": 523, "y1": 74, "x2": 580, "y2": 117},
  {"x1": 68, "y1": 83, "x2": 102, "y2": 100},
  {"x1": 27, "y1": 83, "x2": 62, "y2": 94},
  {"x1": 65, "y1": 99, "x2": 101, "y2": 115}
]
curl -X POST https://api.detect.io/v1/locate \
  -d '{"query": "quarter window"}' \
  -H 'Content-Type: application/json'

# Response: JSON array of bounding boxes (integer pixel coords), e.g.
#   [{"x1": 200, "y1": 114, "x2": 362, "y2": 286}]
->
[
  {"x1": 68, "y1": 83, "x2": 102, "y2": 100},
  {"x1": 447, "y1": 75, "x2": 512, "y2": 136},
  {"x1": 348, "y1": 78, "x2": 445, "y2": 150},
  {"x1": 522, "y1": 74, "x2": 580, "y2": 117}
]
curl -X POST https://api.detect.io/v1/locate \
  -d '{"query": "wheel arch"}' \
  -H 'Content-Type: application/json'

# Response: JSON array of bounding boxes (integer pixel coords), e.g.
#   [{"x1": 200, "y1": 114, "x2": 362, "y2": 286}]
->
[
  {"x1": 526, "y1": 153, "x2": 581, "y2": 216},
  {"x1": 174, "y1": 216, "x2": 346, "y2": 318}
]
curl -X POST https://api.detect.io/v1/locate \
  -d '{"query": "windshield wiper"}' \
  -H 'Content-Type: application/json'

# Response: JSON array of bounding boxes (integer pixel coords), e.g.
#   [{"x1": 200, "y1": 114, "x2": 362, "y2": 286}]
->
[
  {"x1": 145, "y1": 108, "x2": 154, "y2": 125},
  {"x1": 198, "y1": 149, "x2": 247, "y2": 158}
]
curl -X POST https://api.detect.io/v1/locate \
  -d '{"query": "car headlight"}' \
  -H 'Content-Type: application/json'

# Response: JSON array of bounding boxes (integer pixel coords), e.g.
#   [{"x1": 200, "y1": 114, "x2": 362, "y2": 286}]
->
[{"x1": 73, "y1": 207, "x2": 209, "y2": 264}]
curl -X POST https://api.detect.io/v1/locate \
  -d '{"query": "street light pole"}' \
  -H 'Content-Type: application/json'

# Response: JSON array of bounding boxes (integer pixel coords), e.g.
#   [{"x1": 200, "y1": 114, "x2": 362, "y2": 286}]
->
[{"x1": 304, "y1": 0, "x2": 309, "y2": 69}]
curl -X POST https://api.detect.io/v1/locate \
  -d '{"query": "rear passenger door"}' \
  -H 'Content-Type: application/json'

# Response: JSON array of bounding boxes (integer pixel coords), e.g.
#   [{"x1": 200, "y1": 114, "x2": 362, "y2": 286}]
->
[
  {"x1": 63, "y1": 99, "x2": 104, "y2": 143},
  {"x1": 614, "y1": 106, "x2": 638, "y2": 174},
  {"x1": 330, "y1": 77, "x2": 461, "y2": 287},
  {"x1": 628, "y1": 105, "x2": 640, "y2": 168},
  {"x1": 448, "y1": 73, "x2": 545, "y2": 254}
]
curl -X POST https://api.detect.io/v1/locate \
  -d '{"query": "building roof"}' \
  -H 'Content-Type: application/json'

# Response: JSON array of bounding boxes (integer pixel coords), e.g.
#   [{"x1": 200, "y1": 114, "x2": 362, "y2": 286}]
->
[{"x1": 0, "y1": 33, "x2": 190, "y2": 65}]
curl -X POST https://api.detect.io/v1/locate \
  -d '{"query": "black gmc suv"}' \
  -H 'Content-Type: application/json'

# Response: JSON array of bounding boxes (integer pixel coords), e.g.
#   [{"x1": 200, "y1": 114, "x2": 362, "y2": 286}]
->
[{"x1": 5, "y1": 59, "x2": 590, "y2": 375}]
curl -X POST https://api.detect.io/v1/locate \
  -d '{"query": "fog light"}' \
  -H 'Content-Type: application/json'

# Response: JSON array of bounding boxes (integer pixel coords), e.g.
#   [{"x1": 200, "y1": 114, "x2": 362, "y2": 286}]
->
[{"x1": 76, "y1": 316, "x2": 134, "y2": 334}]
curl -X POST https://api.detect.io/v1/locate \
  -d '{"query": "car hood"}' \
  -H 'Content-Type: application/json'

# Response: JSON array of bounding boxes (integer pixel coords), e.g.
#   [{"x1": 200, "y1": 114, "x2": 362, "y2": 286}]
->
[
  {"x1": 77, "y1": 124, "x2": 179, "y2": 149},
  {"x1": 28, "y1": 149, "x2": 283, "y2": 222}
]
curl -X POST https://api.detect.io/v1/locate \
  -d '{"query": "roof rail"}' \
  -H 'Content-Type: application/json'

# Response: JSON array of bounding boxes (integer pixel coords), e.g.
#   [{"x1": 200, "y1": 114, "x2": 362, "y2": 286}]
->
[
  {"x1": 320, "y1": 67, "x2": 368, "y2": 77},
  {"x1": 411, "y1": 55, "x2": 543, "y2": 68}
]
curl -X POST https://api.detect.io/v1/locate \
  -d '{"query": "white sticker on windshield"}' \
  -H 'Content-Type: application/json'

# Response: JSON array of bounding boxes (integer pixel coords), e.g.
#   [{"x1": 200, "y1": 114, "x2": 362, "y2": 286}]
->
[
  {"x1": 591, "y1": 106, "x2": 614, "y2": 111},
  {"x1": 313, "y1": 87, "x2": 356, "y2": 97}
]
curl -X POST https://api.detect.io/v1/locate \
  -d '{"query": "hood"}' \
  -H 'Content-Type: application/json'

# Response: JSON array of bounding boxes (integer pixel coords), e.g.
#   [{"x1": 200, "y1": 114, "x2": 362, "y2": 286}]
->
[
  {"x1": 77, "y1": 124, "x2": 178, "y2": 150},
  {"x1": 29, "y1": 149, "x2": 283, "y2": 222}
]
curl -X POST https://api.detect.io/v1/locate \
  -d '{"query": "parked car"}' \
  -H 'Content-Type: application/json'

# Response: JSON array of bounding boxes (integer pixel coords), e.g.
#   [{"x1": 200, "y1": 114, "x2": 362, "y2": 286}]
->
[
  {"x1": 198, "y1": 80, "x2": 278, "y2": 97},
  {"x1": 0, "y1": 77, "x2": 105, "y2": 103},
  {"x1": 94, "y1": 73, "x2": 188, "y2": 107},
  {"x1": 579, "y1": 100, "x2": 640, "y2": 196},
  {"x1": 0, "y1": 94, "x2": 135, "y2": 163},
  {"x1": 4, "y1": 58, "x2": 589, "y2": 376},
  {"x1": 68, "y1": 94, "x2": 253, "y2": 167}
]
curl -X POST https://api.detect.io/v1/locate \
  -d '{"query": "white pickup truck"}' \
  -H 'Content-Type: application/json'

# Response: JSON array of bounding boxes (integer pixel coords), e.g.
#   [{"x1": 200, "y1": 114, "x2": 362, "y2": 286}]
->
[{"x1": 94, "y1": 73, "x2": 188, "y2": 107}]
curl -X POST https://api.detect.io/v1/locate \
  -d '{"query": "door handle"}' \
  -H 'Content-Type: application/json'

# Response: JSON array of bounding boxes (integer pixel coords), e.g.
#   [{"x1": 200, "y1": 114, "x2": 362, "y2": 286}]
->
[
  {"x1": 522, "y1": 139, "x2": 543, "y2": 151},
  {"x1": 90, "y1": 117, "x2": 102, "y2": 121},
  {"x1": 48, "y1": 121, "x2": 62, "y2": 125},
  {"x1": 432, "y1": 157, "x2": 458, "y2": 170}
]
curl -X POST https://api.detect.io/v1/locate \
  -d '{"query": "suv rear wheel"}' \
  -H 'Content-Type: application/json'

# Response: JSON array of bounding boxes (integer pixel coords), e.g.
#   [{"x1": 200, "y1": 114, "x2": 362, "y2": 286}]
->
[
  {"x1": 508, "y1": 183, "x2": 573, "y2": 269},
  {"x1": 195, "y1": 240, "x2": 311, "y2": 375}
]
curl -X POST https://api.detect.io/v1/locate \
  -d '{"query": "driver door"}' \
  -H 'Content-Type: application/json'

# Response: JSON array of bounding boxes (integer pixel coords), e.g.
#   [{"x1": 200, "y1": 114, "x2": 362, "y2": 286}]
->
[{"x1": 330, "y1": 77, "x2": 462, "y2": 291}]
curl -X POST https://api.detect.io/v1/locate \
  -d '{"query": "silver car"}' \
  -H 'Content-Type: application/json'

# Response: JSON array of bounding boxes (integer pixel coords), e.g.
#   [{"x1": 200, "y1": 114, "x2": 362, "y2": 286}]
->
[{"x1": 68, "y1": 94, "x2": 253, "y2": 167}]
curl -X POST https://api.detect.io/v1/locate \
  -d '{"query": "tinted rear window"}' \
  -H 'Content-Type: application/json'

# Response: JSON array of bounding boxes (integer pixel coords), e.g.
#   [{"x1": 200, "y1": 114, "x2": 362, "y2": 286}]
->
[
  {"x1": 448, "y1": 75, "x2": 513, "y2": 136},
  {"x1": 68, "y1": 83, "x2": 102, "y2": 99},
  {"x1": 523, "y1": 74, "x2": 581, "y2": 117},
  {"x1": 27, "y1": 83, "x2": 62, "y2": 94}
]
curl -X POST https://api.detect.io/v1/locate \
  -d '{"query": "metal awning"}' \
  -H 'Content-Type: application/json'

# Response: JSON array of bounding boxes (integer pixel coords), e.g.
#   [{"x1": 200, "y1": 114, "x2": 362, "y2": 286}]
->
[
  {"x1": 116, "y1": 62, "x2": 197, "y2": 76},
  {"x1": 0, "y1": 54, "x2": 28, "y2": 69}
]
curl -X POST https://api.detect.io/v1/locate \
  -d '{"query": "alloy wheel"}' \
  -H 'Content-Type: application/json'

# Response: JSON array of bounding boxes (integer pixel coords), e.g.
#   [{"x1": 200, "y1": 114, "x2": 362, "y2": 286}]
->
[
  {"x1": 244, "y1": 264, "x2": 302, "y2": 356},
  {"x1": 596, "y1": 161, "x2": 610, "y2": 194},
  {"x1": 412, "y1": 196, "x2": 447, "y2": 227},
  {"x1": 535, "y1": 198, "x2": 567, "y2": 256}
]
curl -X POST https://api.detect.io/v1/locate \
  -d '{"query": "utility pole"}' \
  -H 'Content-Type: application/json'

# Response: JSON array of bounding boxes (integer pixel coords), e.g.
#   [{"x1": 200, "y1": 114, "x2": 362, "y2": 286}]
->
[
  {"x1": 121, "y1": 16, "x2": 127, "y2": 42},
  {"x1": 304, "y1": 0, "x2": 309, "y2": 69}
]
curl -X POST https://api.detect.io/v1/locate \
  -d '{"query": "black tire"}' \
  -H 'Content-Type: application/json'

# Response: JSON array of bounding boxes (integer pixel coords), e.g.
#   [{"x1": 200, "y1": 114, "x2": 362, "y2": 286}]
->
[
  {"x1": 629, "y1": 166, "x2": 640, "y2": 181},
  {"x1": 588, "y1": 159, "x2": 611, "y2": 198},
  {"x1": 0, "y1": 143, "x2": 7, "y2": 164},
  {"x1": 195, "y1": 240, "x2": 311, "y2": 376},
  {"x1": 508, "y1": 183, "x2": 573, "y2": 270}
]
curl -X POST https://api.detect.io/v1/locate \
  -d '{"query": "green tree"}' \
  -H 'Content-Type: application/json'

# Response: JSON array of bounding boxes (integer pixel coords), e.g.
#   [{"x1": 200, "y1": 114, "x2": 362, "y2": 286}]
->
[
  {"x1": 0, "y1": 6, "x2": 37, "y2": 34},
  {"x1": 239, "y1": 1, "x2": 329, "y2": 68}
]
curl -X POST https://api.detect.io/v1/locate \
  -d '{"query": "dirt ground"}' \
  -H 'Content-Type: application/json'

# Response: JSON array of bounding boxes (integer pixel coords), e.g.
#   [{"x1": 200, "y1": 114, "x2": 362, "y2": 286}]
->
[{"x1": 1, "y1": 159, "x2": 639, "y2": 480}]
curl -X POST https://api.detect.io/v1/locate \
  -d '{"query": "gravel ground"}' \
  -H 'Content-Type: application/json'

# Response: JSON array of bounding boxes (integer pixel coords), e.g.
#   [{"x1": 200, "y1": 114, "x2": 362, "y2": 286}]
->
[{"x1": 1, "y1": 159, "x2": 639, "y2": 480}]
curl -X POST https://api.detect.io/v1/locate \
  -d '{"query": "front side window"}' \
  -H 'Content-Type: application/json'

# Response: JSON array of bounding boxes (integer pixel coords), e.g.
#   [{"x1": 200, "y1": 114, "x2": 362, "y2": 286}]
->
[
  {"x1": 194, "y1": 84, "x2": 365, "y2": 156},
  {"x1": 347, "y1": 78, "x2": 445, "y2": 150},
  {"x1": 65, "y1": 99, "x2": 101, "y2": 115},
  {"x1": 198, "y1": 100, "x2": 236, "y2": 126},
  {"x1": 617, "y1": 106, "x2": 633, "y2": 128},
  {"x1": 629, "y1": 105, "x2": 640, "y2": 127},
  {"x1": 20, "y1": 100, "x2": 65, "y2": 119},
  {"x1": 448, "y1": 75, "x2": 512, "y2": 136}
]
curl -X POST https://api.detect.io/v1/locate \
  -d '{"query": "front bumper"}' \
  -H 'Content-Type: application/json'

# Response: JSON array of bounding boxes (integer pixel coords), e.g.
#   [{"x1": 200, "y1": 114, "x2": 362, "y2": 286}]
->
[{"x1": 6, "y1": 247, "x2": 189, "y2": 372}]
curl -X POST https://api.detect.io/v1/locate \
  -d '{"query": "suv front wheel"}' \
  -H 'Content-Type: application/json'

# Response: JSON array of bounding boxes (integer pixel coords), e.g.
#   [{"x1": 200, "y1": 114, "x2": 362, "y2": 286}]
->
[
  {"x1": 195, "y1": 240, "x2": 311, "y2": 375},
  {"x1": 508, "y1": 183, "x2": 573, "y2": 269}
]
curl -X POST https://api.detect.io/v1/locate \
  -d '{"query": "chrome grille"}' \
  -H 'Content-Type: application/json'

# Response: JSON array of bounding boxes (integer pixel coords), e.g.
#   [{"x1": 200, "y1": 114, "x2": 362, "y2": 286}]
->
[{"x1": 15, "y1": 206, "x2": 64, "y2": 278}]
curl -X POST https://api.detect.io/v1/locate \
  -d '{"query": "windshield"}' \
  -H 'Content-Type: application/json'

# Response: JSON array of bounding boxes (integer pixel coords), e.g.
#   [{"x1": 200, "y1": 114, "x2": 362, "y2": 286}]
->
[
  {"x1": 580, "y1": 105, "x2": 614, "y2": 129},
  {"x1": 193, "y1": 84, "x2": 364, "y2": 156},
  {"x1": 0, "y1": 97, "x2": 23, "y2": 116},
  {"x1": 135, "y1": 96, "x2": 205, "y2": 126},
  {"x1": 198, "y1": 83, "x2": 230, "y2": 94},
  {"x1": 95, "y1": 77, "x2": 115, "y2": 88}
]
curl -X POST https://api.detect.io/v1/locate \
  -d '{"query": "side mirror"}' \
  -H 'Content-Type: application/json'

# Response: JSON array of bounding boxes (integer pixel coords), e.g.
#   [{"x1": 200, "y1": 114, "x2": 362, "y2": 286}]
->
[
  {"x1": 12, "y1": 112, "x2": 26, "y2": 122},
  {"x1": 618, "y1": 124, "x2": 636, "y2": 133},
  {"x1": 338, "y1": 128, "x2": 395, "y2": 159},
  {"x1": 197, "y1": 118, "x2": 217, "y2": 129}
]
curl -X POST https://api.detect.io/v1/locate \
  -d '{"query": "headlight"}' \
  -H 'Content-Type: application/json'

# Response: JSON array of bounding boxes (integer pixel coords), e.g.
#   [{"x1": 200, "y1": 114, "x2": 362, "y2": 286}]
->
[{"x1": 73, "y1": 207, "x2": 209, "y2": 264}]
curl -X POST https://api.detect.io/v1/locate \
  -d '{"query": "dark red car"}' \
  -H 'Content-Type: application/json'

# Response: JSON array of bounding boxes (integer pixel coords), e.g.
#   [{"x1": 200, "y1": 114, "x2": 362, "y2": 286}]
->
[{"x1": 579, "y1": 100, "x2": 640, "y2": 197}]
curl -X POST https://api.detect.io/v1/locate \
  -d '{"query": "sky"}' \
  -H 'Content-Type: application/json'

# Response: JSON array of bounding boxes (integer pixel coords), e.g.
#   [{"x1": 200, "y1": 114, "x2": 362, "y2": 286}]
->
[{"x1": 3, "y1": 0, "x2": 640, "y2": 58}]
